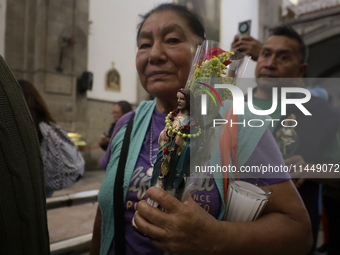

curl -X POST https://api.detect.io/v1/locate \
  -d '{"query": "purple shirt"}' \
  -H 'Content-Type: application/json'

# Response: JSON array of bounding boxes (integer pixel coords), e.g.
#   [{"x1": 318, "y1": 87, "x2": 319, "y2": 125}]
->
[{"x1": 103, "y1": 108, "x2": 289, "y2": 255}]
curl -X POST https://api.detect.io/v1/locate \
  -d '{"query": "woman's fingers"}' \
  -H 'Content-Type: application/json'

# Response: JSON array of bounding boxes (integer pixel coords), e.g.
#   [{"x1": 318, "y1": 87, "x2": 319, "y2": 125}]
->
[
  {"x1": 133, "y1": 208, "x2": 168, "y2": 240},
  {"x1": 146, "y1": 187, "x2": 182, "y2": 213}
]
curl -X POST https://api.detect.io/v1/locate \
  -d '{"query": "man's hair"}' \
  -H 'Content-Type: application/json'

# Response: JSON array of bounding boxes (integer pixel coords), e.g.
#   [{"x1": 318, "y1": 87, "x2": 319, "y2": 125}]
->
[{"x1": 270, "y1": 25, "x2": 308, "y2": 63}]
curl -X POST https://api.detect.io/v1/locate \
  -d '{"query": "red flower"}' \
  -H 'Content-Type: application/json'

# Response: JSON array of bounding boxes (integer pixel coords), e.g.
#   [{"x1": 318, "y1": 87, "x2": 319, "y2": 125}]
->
[
  {"x1": 200, "y1": 47, "x2": 232, "y2": 67},
  {"x1": 184, "y1": 125, "x2": 190, "y2": 131},
  {"x1": 163, "y1": 148, "x2": 169, "y2": 154},
  {"x1": 169, "y1": 115, "x2": 174, "y2": 121}
]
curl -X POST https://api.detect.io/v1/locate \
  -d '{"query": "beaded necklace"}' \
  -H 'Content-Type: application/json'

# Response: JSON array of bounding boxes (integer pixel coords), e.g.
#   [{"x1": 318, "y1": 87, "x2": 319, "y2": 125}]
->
[
  {"x1": 165, "y1": 110, "x2": 201, "y2": 138},
  {"x1": 146, "y1": 120, "x2": 154, "y2": 177}
]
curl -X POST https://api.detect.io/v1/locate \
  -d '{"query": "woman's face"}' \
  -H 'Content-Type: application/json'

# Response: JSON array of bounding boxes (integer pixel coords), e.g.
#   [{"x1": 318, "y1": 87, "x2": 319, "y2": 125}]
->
[
  {"x1": 111, "y1": 104, "x2": 123, "y2": 123},
  {"x1": 177, "y1": 91, "x2": 187, "y2": 110},
  {"x1": 136, "y1": 10, "x2": 200, "y2": 99}
]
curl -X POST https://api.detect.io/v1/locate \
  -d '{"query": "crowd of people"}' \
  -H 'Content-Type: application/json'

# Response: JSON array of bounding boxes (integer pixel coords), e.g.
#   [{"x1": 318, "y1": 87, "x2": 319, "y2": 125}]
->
[{"x1": 1, "y1": 2, "x2": 340, "y2": 255}]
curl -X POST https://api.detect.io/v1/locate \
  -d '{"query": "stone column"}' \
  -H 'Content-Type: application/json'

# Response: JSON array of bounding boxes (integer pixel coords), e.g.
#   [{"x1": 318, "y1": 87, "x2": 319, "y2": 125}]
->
[{"x1": 5, "y1": 0, "x2": 89, "y2": 132}]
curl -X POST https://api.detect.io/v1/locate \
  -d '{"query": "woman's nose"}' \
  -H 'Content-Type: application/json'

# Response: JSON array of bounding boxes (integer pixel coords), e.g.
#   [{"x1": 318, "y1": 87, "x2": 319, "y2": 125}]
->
[{"x1": 148, "y1": 42, "x2": 167, "y2": 64}]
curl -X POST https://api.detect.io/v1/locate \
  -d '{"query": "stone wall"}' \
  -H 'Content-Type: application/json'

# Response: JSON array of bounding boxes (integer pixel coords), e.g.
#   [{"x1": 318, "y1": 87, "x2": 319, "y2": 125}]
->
[
  {"x1": 81, "y1": 99, "x2": 113, "y2": 170},
  {"x1": 4, "y1": 0, "x2": 154, "y2": 170},
  {"x1": 5, "y1": 0, "x2": 89, "y2": 131},
  {"x1": 4, "y1": 0, "x2": 97, "y2": 169}
]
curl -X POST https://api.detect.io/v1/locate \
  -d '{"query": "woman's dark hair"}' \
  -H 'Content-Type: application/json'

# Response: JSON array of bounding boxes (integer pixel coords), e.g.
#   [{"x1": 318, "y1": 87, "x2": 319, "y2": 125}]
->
[
  {"x1": 137, "y1": 3, "x2": 205, "y2": 43},
  {"x1": 116, "y1": 100, "x2": 133, "y2": 114},
  {"x1": 271, "y1": 25, "x2": 308, "y2": 63},
  {"x1": 18, "y1": 80, "x2": 55, "y2": 130}
]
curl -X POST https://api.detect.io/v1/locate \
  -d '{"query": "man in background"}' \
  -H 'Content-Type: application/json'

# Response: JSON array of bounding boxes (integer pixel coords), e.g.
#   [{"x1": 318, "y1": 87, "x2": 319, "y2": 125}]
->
[{"x1": 242, "y1": 26, "x2": 340, "y2": 254}]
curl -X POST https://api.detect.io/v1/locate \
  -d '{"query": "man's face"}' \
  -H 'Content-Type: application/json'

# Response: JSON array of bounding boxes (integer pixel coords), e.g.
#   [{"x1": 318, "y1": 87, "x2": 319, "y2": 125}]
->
[{"x1": 255, "y1": 35, "x2": 307, "y2": 88}]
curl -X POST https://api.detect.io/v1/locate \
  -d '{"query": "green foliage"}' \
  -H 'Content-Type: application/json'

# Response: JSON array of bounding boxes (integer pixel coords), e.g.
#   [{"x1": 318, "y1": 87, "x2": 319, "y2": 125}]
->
[{"x1": 188, "y1": 51, "x2": 236, "y2": 101}]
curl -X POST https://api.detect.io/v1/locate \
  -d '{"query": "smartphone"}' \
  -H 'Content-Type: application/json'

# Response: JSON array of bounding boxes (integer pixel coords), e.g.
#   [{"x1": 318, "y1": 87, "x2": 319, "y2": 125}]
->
[{"x1": 238, "y1": 20, "x2": 251, "y2": 37}]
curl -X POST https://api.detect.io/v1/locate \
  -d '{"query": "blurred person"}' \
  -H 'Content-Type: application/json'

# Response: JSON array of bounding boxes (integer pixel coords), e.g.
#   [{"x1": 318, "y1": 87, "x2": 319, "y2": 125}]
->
[
  {"x1": 250, "y1": 25, "x2": 340, "y2": 254},
  {"x1": 18, "y1": 80, "x2": 56, "y2": 198},
  {"x1": 18, "y1": 79, "x2": 84, "y2": 198},
  {"x1": 98, "y1": 101, "x2": 132, "y2": 151},
  {"x1": 18, "y1": 80, "x2": 56, "y2": 143},
  {"x1": 0, "y1": 56, "x2": 50, "y2": 254},
  {"x1": 91, "y1": 4, "x2": 312, "y2": 255}
]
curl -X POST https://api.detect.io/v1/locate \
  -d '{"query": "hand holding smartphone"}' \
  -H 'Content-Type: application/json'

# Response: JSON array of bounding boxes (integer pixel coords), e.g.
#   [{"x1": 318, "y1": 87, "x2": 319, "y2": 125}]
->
[{"x1": 238, "y1": 20, "x2": 251, "y2": 37}]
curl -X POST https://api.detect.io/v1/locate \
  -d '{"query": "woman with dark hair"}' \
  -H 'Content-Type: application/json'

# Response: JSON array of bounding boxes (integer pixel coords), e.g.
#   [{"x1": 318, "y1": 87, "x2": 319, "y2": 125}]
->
[
  {"x1": 18, "y1": 80, "x2": 56, "y2": 197},
  {"x1": 98, "y1": 100, "x2": 133, "y2": 151},
  {"x1": 91, "y1": 3, "x2": 312, "y2": 255},
  {"x1": 117, "y1": 100, "x2": 133, "y2": 115},
  {"x1": 18, "y1": 79, "x2": 84, "y2": 198},
  {"x1": 18, "y1": 79, "x2": 55, "y2": 141}
]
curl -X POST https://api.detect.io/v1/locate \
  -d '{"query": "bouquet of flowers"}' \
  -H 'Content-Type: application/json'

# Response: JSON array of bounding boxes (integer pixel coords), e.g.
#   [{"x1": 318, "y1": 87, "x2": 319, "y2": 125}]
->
[
  {"x1": 186, "y1": 40, "x2": 249, "y2": 124},
  {"x1": 183, "y1": 40, "x2": 249, "y2": 171},
  {"x1": 183, "y1": 40, "x2": 271, "y2": 223}
]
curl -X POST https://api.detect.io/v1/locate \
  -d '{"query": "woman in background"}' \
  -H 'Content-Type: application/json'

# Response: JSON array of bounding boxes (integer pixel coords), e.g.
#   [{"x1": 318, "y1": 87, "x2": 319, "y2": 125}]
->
[
  {"x1": 98, "y1": 101, "x2": 133, "y2": 151},
  {"x1": 18, "y1": 79, "x2": 84, "y2": 198},
  {"x1": 18, "y1": 79, "x2": 56, "y2": 197},
  {"x1": 18, "y1": 80, "x2": 55, "y2": 143}
]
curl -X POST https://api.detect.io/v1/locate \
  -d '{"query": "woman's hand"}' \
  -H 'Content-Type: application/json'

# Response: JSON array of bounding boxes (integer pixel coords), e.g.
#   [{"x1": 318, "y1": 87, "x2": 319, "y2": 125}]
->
[
  {"x1": 134, "y1": 180, "x2": 313, "y2": 255},
  {"x1": 134, "y1": 187, "x2": 220, "y2": 254}
]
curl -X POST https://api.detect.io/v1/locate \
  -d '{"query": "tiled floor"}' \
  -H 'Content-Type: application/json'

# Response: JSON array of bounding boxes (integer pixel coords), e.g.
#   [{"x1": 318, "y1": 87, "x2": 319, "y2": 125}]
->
[{"x1": 47, "y1": 170, "x2": 106, "y2": 244}]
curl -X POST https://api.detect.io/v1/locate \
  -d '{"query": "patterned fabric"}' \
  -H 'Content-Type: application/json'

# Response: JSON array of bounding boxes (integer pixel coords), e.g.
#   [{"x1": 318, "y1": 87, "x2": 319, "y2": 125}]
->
[{"x1": 39, "y1": 121, "x2": 85, "y2": 190}]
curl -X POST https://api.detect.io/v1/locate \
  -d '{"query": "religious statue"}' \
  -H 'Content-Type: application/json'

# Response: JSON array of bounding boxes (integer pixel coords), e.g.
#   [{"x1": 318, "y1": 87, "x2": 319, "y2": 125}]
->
[
  {"x1": 276, "y1": 114, "x2": 298, "y2": 158},
  {"x1": 147, "y1": 88, "x2": 201, "y2": 209}
]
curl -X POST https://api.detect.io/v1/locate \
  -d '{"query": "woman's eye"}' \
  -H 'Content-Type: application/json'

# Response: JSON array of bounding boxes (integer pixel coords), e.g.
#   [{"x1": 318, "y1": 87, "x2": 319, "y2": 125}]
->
[
  {"x1": 139, "y1": 43, "x2": 151, "y2": 49},
  {"x1": 167, "y1": 38, "x2": 180, "y2": 44}
]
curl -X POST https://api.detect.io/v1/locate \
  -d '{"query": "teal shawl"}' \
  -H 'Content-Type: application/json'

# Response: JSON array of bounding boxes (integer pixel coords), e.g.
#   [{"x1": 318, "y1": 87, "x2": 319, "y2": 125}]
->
[
  {"x1": 98, "y1": 100, "x2": 156, "y2": 255},
  {"x1": 98, "y1": 100, "x2": 269, "y2": 254}
]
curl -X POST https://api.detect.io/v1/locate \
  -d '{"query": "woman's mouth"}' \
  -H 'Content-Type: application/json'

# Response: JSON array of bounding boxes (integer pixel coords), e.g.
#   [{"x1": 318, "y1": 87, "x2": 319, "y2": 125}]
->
[
  {"x1": 258, "y1": 73, "x2": 276, "y2": 78},
  {"x1": 148, "y1": 71, "x2": 173, "y2": 79}
]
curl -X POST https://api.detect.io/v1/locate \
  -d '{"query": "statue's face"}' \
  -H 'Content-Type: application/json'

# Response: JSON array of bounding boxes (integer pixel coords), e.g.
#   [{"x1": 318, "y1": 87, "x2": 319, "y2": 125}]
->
[{"x1": 177, "y1": 91, "x2": 186, "y2": 110}]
